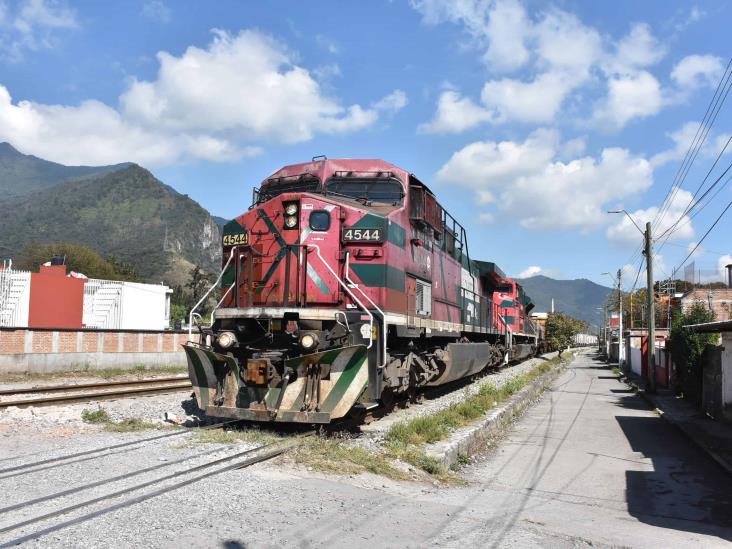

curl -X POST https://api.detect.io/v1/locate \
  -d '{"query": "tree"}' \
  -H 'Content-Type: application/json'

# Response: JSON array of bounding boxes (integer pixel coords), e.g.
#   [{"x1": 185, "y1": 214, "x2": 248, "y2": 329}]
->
[
  {"x1": 668, "y1": 303, "x2": 718, "y2": 399},
  {"x1": 185, "y1": 265, "x2": 212, "y2": 312},
  {"x1": 16, "y1": 242, "x2": 139, "y2": 281},
  {"x1": 545, "y1": 312, "x2": 583, "y2": 357}
]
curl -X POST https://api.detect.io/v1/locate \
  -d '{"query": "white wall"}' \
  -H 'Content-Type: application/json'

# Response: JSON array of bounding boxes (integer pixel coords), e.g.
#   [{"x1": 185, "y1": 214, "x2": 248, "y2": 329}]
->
[
  {"x1": 629, "y1": 337, "x2": 642, "y2": 375},
  {"x1": 722, "y1": 333, "x2": 732, "y2": 414},
  {"x1": 120, "y1": 283, "x2": 171, "y2": 330}
]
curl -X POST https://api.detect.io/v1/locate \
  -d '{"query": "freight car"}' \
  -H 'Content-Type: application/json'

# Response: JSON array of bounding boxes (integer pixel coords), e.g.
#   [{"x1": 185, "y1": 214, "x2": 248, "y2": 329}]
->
[{"x1": 184, "y1": 158, "x2": 540, "y2": 424}]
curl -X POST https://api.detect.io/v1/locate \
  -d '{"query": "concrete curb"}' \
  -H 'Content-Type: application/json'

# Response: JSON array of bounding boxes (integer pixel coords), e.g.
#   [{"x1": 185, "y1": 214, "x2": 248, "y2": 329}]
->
[
  {"x1": 623, "y1": 375, "x2": 732, "y2": 478},
  {"x1": 425, "y1": 359, "x2": 567, "y2": 468}
]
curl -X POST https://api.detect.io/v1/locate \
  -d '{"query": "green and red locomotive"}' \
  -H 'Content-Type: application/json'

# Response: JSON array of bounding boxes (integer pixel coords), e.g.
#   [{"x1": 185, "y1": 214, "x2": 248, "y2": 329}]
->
[{"x1": 184, "y1": 158, "x2": 539, "y2": 424}]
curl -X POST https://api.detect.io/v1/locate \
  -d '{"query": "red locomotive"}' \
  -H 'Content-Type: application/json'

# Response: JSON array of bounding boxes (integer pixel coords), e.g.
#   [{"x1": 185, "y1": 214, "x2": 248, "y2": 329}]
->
[{"x1": 185, "y1": 158, "x2": 539, "y2": 423}]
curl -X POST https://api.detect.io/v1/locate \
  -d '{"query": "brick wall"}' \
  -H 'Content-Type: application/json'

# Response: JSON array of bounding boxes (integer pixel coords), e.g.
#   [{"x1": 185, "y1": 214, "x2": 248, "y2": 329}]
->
[{"x1": 0, "y1": 328, "x2": 195, "y2": 355}]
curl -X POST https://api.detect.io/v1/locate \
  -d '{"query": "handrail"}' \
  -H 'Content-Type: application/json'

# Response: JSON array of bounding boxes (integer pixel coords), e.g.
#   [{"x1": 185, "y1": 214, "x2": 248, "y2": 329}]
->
[
  {"x1": 188, "y1": 248, "x2": 237, "y2": 338},
  {"x1": 344, "y1": 251, "x2": 386, "y2": 366},
  {"x1": 304, "y1": 244, "x2": 374, "y2": 350}
]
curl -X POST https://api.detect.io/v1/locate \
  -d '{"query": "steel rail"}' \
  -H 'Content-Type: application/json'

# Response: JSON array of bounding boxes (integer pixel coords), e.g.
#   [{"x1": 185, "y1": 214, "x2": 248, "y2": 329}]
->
[
  {"x1": 0, "y1": 382, "x2": 192, "y2": 408},
  {"x1": 0, "y1": 442, "x2": 294, "y2": 545},
  {"x1": 0, "y1": 420, "x2": 237, "y2": 476},
  {"x1": 0, "y1": 445, "x2": 227, "y2": 515},
  {"x1": 0, "y1": 376, "x2": 190, "y2": 396}
]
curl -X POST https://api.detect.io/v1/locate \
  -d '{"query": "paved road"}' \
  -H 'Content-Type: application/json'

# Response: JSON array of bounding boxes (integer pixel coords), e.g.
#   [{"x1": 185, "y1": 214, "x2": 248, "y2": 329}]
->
[
  {"x1": 3, "y1": 350, "x2": 732, "y2": 548},
  {"x1": 418, "y1": 349, "x2": 732, "y2": 547}
]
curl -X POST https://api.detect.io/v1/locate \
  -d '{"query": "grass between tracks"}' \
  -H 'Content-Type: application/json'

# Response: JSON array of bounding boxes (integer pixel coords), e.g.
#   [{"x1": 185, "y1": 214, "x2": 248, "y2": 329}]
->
[{"x1": 81, "y1": 407, "x2": 162, "y2": 432}]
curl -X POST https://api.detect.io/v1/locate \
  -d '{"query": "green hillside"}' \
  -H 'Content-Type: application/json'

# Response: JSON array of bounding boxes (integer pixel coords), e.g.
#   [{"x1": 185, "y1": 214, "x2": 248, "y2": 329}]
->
[
  {"x1": 518, "y1": 274, "x2": 612, "y2": 328},
  {"x1": 0, "y1": 163, "x2": 221, "y2": 285},
  {"x1": 0, "y1": 142, "x2": 130, "y2": 198}
]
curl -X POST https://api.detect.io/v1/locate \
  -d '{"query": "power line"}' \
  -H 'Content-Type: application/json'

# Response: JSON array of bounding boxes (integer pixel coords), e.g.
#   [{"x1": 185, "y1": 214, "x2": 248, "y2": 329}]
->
[
  {"x1": 657, "y1": 135, "x2": 732, "y2": 243},
  {"x1": 675, "y1": 199, "x2": 732, "y2": 270},
  {"x1": 651, "y1": 57, "x2": 732, "y2": 233}
]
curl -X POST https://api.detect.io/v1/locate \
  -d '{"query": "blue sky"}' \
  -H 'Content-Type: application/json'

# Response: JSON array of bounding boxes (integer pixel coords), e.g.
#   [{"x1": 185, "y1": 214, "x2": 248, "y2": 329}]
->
[{"x1": 1, "y1": 0, "x2": 731, "y2": 288}]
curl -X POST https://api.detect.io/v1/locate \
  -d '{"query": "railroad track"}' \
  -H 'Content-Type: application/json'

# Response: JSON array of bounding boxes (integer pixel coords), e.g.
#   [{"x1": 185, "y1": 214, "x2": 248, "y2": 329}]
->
[
  {"x1": 0, "y1": 376, "x2": 192, "y2": 408},
  {"x1": 0, "y1": 428, "x2": 309, "y2": 546}
]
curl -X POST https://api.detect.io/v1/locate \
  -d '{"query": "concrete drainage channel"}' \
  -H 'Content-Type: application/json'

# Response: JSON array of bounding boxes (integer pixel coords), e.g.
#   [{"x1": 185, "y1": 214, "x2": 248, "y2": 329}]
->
[{"x1": 424, "y1": 354, "x2": 570, "y2": 468}]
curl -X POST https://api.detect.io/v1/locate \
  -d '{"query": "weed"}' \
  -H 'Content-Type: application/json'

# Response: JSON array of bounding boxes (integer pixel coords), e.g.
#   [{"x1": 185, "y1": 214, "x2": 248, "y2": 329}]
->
[
  {"x1": 105, "y1": 418, "x2": 158, "y2": 432},
  {"x1": 191, "y1": 427, "x2": 281, "y2": 446},
  {"x1": 81, "y1": 408, "x2": 111, "y2": 424},
  {"x1": 292, "y1": 437, "x2": 409, "y2": 480},
  {"x1": 611, "y1": 367, "x2": 621, "y2": 376},
  {"x1": 382, "y1": 356, "x2": 564, "y2": 478}
]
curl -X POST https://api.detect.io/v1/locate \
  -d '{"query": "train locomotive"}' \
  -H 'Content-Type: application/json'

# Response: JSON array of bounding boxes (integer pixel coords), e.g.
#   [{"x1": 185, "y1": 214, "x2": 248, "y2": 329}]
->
[{"x1": 184, "y1": 158, "x2": 540, "y2": 424}]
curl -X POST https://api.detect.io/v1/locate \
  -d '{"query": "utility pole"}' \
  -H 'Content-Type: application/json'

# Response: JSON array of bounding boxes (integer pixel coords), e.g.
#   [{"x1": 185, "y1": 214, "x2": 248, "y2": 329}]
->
[
  {"x1": 617, "y1": 268, "x2": 624, "y2": 366},
  {"x1": 645, "y1": 221, "x2": 656, "y2": 393}
]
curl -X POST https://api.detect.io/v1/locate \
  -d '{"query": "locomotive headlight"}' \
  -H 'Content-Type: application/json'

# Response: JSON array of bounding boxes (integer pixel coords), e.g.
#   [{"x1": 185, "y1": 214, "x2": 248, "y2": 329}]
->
[
  {"x1": 299, "y1": 332, "x2": 319, "y2": 350},
  {"x1": 284, "y1": 215, "x2": 298, "y2": 228},
  {"x1": 217, "y1": 331, "x2": 237, "y2": 349},
  {"x1": 284, "y1": 203, "x2": 298, "y2": 216}
]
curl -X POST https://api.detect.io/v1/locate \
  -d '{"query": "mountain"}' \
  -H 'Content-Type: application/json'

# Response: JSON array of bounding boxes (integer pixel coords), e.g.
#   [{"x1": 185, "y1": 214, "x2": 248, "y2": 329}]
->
[
  {"x1": 212, "y1": 215, "x2": 229, "y2": 229},
  {"x1": 0, "y1": 142, "x2": 131, "y2": 198},
  {"x1": 0, "y1": 156, "x2": 221, "y2": 286},
  {"x1": 517, "y1": 274, "x2": 612, "y2": 327}
]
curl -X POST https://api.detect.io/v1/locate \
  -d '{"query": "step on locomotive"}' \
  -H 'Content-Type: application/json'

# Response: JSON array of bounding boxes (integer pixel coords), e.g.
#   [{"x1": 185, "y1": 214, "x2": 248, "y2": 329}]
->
[{"x1": 184, "y1": 158, "x2": 541, "y2": 424}]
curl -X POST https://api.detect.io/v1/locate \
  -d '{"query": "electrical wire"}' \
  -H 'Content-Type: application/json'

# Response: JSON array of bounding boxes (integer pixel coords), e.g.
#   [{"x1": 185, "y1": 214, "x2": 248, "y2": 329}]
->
[
  {"x1": 651, "y1": 57, "x2": 732, "y2": 233},
  {"x1": 675, "y1": 199, "x2": 732, "y2": 271}
]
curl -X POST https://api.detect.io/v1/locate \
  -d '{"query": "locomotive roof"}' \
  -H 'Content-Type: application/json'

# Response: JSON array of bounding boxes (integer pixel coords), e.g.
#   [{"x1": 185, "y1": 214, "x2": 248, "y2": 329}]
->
[{"x1": 264, "y1": 158, "x2": 408, "y2": 184}]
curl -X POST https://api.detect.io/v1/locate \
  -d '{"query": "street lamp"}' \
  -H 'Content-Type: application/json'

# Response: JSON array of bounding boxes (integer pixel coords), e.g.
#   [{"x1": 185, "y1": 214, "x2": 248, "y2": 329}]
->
[{"x1": 607, "y1": 209, "x2": 644, "y2": 235}]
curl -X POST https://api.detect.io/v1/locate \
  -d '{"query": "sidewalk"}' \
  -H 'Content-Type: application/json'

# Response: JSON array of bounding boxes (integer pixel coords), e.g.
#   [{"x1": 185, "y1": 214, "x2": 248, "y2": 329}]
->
[{"x1": 625, "y1": 371, "x2": 732, "y2": 477}]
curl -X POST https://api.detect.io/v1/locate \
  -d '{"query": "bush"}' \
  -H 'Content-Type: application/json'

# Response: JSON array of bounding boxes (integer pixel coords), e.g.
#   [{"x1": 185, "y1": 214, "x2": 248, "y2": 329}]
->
[{"x1": 668, "y1": 304, "x2": 718, "y2": 400}]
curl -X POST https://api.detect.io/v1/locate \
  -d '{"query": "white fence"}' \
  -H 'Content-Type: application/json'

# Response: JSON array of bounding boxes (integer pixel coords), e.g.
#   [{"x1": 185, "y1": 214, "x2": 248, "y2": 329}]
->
[
  {"x1": 83, "y1": 279, "x2": 171, "y2": 330},
  {"x1": 0, "y1": 266, "x2": 31, "y2": 328},
  {"x1": 83, "y1": 279, "x2": 124, "y2": 329}
]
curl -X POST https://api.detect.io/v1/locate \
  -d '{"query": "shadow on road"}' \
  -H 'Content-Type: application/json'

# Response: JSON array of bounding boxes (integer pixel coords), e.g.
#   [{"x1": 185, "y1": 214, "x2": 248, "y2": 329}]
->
[{"x1": 615, "y1": 404, "x2": 732, "y2": 540}]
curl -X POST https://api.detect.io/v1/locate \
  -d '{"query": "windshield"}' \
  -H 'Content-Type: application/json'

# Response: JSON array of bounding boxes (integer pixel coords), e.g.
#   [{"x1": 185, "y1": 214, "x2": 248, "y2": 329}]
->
[
  {"x1": 257, "y1": 175, "x2": 320, "y2": 203},
  {"x1": 325, "y1": 177, "x2": 404, "y2": 205}
]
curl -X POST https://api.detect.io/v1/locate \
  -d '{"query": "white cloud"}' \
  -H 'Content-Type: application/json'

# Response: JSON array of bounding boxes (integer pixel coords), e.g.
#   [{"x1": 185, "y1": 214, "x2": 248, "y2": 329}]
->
[
  {"x1": 650, "y1": 120, "x2": 732, "y2": 168},
  {"x1": 481, "y1": 71, "x2": 576, "y2": 123},
  {"x1": 315, "y1": 34, "x2": 339, "y2": 54},
  {"x1": 435, "y1": 128, "x2": 559, "y2": 186},
  {"x1": 120, "y1": 30, "x2": 386, "y2": 144},
  {"x1": 560, "y1": 136, "x2": 587, "y2": 159},
  {"x1": 418, "y1": 90, "x2": 494, "y2": 133},
  {"x1": 141, "y1": 0, "x2": 171, "y2": 24},
  {"x1": 518, "y1": 265, "x2": 542, "y2": 278},
  {"x1": 0, "y1": 0, "x2": 78, "y2": 60},
  {"x1": 478, "y1": 212, "x2": 495, "y2": 224},
  {"x1": 534, "y1": 9, "x2": 602, "y2": 74},
  {"x1": 593, "y1": 71, "x2": 663, "y2": 131},
  {"x1": 606, "y1": 188, "x2": 695, "y2": 246},
  {"x1": 0, "y1": 29, "x2": 397, "y2": 165},
  {"x1": 435, "y1": 129, "x2": 653, "y2": 230},
  {"x1": 481, "y1": 0, "x2": 530, "y2": 71},
  {"x1": 414, "y1": 2, "x2": 717, "y2": 132},
  {"x1": 373, "y1": 89, "x2": 408, "y2": 114},
  {"x1": 411, "y1": 0, "x2": 530, "y2": 72},
  {"x1": 671, "y1": 54, "x2": 725, "y2": 90},
  {"x1": 611, "y1": 23, "x2": 665, "y2": 72}
]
